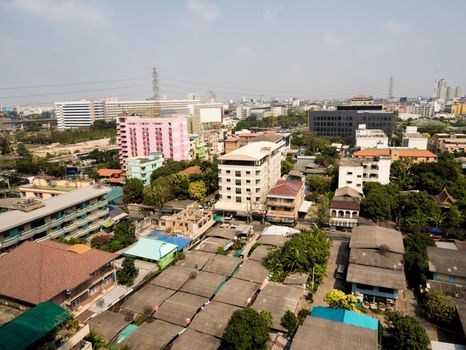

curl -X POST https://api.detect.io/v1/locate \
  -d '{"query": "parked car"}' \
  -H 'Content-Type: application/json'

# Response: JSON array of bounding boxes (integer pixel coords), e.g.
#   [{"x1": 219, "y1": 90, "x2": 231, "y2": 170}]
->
[
  {"x1": 334, "y1": 264, "x2": 346, "y2": 280},
  {"x1": 224, "y1": 214, "x2": 233, "y2": 221}
]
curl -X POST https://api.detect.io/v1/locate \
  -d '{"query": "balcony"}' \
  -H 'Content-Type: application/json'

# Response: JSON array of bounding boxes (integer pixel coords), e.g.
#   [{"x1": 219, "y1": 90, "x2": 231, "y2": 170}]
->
[{"x1": 0, "y1": 235, "x2": 20, "y2": 248}]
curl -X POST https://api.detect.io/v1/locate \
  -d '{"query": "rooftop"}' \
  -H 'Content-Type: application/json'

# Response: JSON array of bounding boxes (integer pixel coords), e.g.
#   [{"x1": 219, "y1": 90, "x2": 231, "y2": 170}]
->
[
  {"x1": 219, "y1": 141, "x2": 280, "y2": 161},
  {"x1": 334, "y1": 186, "x2": 363, "y2": 199},
  {"x1": 353, "y1": 148, "x2": 437, "y2": 158},
  {"x1": 124, "y1": 237, "x2": 178, "y2": 261},
  {"x1": 214, "y1": 278, "x2": 260, "y2": 307},
  {"x1": 0, "y1": 241, "x2": 116, "y2": 305},
  {"x1": 350, "y1": 226, "x2": 404, "y2": 254},
  {"x1": 349, "y1": 248, "x2": 404, "y2": 270},
  {"x1": 310, "y1": 306, "x2": 379, "y2": 331},
  {"x1": 87, "y1": 311, "x2": 130, "y2": 343},
  {"x1": 150, "y1": 265, "x2": 197, "y2": 291},
  {"x1": 233, "y1": 260, "x2": 270, "y2": 284},
  {"x1": 248, "y1": 245, "x2": 271, "y2": 262},
  {"x1": 180, "y1": 271, "x2": 226, "y2": 297},
  {"x1": 121, "y1": 285, "x2": 175, "y2": 314},
  {"x1": 267, "y1": 179, "x2": 303, "y2": 199},
  {"x1": 257, "y1": 234, "x2": 291, "y2": 247},
  {"x1": 179, "y1": 166, "x2": 202, "y2": 176},
  {"x1": 175, "y1": 251, "x2": 214, "y2": 270},
  {"x1": 154, "y1": 291, "x2": 208, "y2": 326},
  {"x1": 97, "y1": 169, "x2": 124, "y2": 177},
  {"x1": 194, "y1": 237, "x2": 232, "y2": 253},
  {"x1": 291, "y1": 316, "x2": 378, "y2": 350},
  {"x1": 0, "y1": 185, "x2": 110, "y2": 233},
  {"x1": 202, "y1": 254, "x2": 242, "y2": 277},
  {"x1": 330, "y1": 196, "x2": 360, "y2": 211},
  {"x1": 123, "y1": 319, "x2": 181, "y2": 350},
  {"x1": 346, "y1": 263, "x2": 406, "y2": 290},
  {"x1": 170, "y1": 329, "x2": 221, "y2": 350},
  {"x1": 189, "y1": 301, "x2": 242, "y2": 338},
  {"x1": 428, "y1": 247, "x2": 466, "y2": 278}
]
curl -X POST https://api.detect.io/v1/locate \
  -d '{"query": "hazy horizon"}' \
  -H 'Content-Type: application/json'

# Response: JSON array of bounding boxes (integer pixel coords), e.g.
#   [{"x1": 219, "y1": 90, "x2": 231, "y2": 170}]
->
[{"x1": 1, "y1": 0, "x2": 465, "y2": 105}]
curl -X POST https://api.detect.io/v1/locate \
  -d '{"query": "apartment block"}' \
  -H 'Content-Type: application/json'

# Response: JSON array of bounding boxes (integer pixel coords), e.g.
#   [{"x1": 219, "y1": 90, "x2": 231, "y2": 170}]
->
[
  {"x1": 0, "y1": 185, "x2": 110, "y2": 251},
  {"x1": 116, "y1": 115, "x2": 189, "y2": 167},
  {"x1": 55, "y1": 100, "x2": 106, "y2": 130},
  {"x1": 402, "y1": 126, "x2": 428, "y2": 150},
  {"x1": 19, "y1": 177, "x2": 94, "y2": 200},
  {"x1": 338, "y1": 157, "x2": 391, "y2": 193},
  {"x1": 126, "y1": 152, "x2": 164, "y2": 186},
  {"x1": 266, "y1": 179, "x2": 304, "y2": 225},
  {"x1": 215, "y1": 142, "x2": 281, "y2": 216},
  {"x1": 355, "y1": 124, "x2": 388, "y2": 149},
  {"x1": 353, "y1": 149, "x2": 437, "y2": 163},
  {"x1": 430, "y1": 133, "x2": 466, "y2": 153}
]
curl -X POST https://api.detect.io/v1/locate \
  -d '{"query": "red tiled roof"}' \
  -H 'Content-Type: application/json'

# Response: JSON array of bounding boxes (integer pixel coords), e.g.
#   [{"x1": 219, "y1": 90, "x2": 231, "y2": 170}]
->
[
  {"x1": 267, "y1": 180, "x2": 303, "y2": 198},
  {"x1": 98, "y1": 169, "x2": 124, "y2": 177},
  {"x1": 353, "y1": 149, "x2": 437, "y2": 158},
  {"x1": 0, "y1": 241, "x2": 116, "y2": 305},
  {"x1": 179, "y1": 166, "x2": 202, "y2": 176},
  {"x1": 353, "y1": 149, "x2": 391, "y2": 157}
]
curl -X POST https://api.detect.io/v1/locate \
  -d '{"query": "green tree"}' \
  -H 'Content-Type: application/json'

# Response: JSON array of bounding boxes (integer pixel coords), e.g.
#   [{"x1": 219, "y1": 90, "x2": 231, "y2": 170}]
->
[
  {"x1": 405, "y1": 210, "x2": 430, "y2": 233},
  {"x1": 447, "y1": 205, "x2": 463, "y2": 227},
  {"x1": 316, "y1": 195, "x2": 330, "y2": 226},
  {"x1": 390, "y1": 157, "x2": 413, "y2": 189},
  {"x1": 0, "y1": 136, "x2": 12, "y2": 155},
  {"x1": 281, "y1": 159, "x2": 294, "y2": 176},
  {"x1": 117, "y1": 257, "x2": 139, "y2": 286},
  {"x1": 169, "y1": 174, "x2": 190, "y2": 199},
  {"x1": 423, "y1": 292, "x2": 456, "y2": 324},
  {"x1": 124, "y1": 178, "x2": 144, "y2": 203},
  {"x1": 404, "y1": 233, "x2": 435, "y2": 288},
  {"x1": 281, "y1": 310, "x2": 299, "y2": 335},
  {"x1": 84, "y1": 329, "x2": 107, "y2": 350},
  {"x1": 361, "y1": 183, "x2": 399, "y2": 222},
  {"x1": 16, "y1": 143, "x2": 30, "y2": 157},
  {"x1": 384, "y1": 311, "x2": 429, "y2": 350},
  {"x1": 222, "y1": 308, "x2": 272, "y2": 350},
  {"x1": 323, "y1": 289, "x2": 359, "y2": 312},
  {"x1": 399, "y1": 191, "x2": 440, "y2": 228},
  {"x1": 306, "y1": 175, "x2": 330, "y2": 194},
  {"x1": 188, "y1": 180, "x2": 207, "y2": 202}
]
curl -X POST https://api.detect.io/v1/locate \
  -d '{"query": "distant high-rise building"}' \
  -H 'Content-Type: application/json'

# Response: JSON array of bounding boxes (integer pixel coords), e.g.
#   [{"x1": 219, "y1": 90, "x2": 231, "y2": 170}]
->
[
  {"x1": 455, "y1": 86, "x2": 464, "y2": 98},
  {"x1": 55, "y1": 99, "x2": 106, "y2": 130},
  {"x1": 437, "y1": 79, "x2": 447, "y2": 100},
  {"x1": 446, "y1": 87, "x2": 456, "y2": 101}
]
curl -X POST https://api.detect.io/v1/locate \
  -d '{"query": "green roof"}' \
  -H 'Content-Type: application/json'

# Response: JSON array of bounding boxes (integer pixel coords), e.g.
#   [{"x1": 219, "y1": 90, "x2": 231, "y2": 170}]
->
[
  {"x1": 0, "y1": 302, "x2": 69, "y2": 350},
  {"x1": 124, "y1": 237, "x2": 177, "y2": 261}
]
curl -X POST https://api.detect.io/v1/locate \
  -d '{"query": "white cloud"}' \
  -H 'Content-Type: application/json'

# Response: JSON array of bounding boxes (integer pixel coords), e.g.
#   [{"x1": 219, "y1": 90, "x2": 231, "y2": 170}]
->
[
  {"x1": 6, "y1": 0, "x2": 109, "y2": 26},
  {"x1": 384, "y1": 20, "x2": 407, "y2": 33},
  {"x1": 324, "y1": 32, "x2": 343, "y2": 48},
  {"x1": 186, "y1": 0, "x2": 221, "y2": 21},
  {"x1": 234, "y1": 45, "x2": 255, "y2": 60},
  {"x1": 264, "y1": 5, "x2": 282, "y2": 22}
]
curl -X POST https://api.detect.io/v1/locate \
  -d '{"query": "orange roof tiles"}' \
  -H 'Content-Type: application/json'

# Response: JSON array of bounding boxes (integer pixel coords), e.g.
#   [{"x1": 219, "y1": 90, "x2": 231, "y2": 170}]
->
[
  {"x1": 0, "y1": 241, "x2": 116, "y2": 305},
  {"x1": 179, "y1": 166, "x2": 202, "y2": 176},
  {"x1": 353, "y1": 149, "x2": 437, "y2": 158},
  {"x1": 98, "y1": 169, "x2": 124, "y2": 177},
  {"x1": 353, "y1": 149, "x2": 390, "y2": 157}
]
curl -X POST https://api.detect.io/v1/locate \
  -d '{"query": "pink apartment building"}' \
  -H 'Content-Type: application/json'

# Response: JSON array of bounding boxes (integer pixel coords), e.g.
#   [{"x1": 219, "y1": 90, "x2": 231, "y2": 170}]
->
[{"x1": 117, "y1": 115, "x2": 190, "y2": 167}]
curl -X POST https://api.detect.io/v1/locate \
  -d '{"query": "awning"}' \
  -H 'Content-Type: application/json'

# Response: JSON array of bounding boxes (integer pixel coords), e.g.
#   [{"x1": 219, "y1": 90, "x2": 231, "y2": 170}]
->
[{"x1": 298, "y1": 201, "x2": 313, "y2": 213}]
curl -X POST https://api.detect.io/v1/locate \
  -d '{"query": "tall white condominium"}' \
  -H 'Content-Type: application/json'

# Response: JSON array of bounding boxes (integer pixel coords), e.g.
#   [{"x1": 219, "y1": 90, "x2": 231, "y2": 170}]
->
[
  {"x1": 455, "y1": 86, "x2": 464, "y2": 98},
  {"x1": 446, "y1": 87, "x2": 456, "y2": 101},
  {"x1": 215, "y1": 141, "x2": 281, "y2": 216},
  {"x1": 55, "y1": 99, "x2": 105, "y2": 130}
]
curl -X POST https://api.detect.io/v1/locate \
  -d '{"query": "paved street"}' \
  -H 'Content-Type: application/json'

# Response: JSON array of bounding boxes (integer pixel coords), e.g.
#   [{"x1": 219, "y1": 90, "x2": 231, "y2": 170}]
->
[{"x1": 312, "y1": 235, "x2": 350, "y2": 306}]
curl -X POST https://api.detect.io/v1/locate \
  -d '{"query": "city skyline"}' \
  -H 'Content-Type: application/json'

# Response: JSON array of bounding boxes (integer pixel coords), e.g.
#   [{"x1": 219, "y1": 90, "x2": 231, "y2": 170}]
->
[{"x1": 1, "y1": 0, "x2": 466, "y2": 105}]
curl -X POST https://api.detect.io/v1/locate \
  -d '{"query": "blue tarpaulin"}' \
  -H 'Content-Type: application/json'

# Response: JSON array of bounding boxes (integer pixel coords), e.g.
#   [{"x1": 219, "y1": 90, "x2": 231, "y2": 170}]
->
[{"x1": 155, "y1": 235, "x2": 192, "y2": 251}]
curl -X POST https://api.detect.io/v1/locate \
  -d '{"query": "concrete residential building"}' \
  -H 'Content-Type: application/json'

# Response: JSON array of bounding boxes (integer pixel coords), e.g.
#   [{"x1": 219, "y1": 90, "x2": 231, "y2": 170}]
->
[
  {"x1": 402, "y1": 126, "x2": 428, "y2": 149},
  {"x1": 355, "y1": 124, "x2": 389, "y2": 149},
  {"x1": 0, "y1": 185, "x2": 110, "y2": 251},
  {"x1": 430, "y1": 133, "x2": 466, "y2": 153},
  {"x1": 215, "y1": 141, "x2": 281, "y2": 216},
  {"x1": 116, "y1": 115, "x2": 189, "y2": 167},
  {"x1": 309, "y1": 104, "x2": 393, "y2": 140},
  {"x1": 189, "y1": 102, "x2": 224, "y2": 133},
  {"x1": 188, "y1": 134, "x2": 207, "y2": 160},
  {"x1": 338, "y1": 157, "x2": 391, "y2": 193},
  {"x1": 19, "y1": 177, "x2": 94, "y2": 200},
  {"x1": 126, "y1": 152, "x2": 164, "y2": 186},
  {"x1": 266, "y1": 179, "x2": 304, "y2": 225},
  {"x1": 452, "y1": 102, "x2": 466, "y2": 116},
  {"x1": 155, "y1": 207, "x2": 215, "y2": 240},
  {"x1": 329, "y1": 186, "x2": 363, "y2": 229},
  {"x1": 0, "y1": 241, "x2": 116, "y2": 312},
  {"x1": 55, "y1": 99, "x2": 106, "y2": 130}
]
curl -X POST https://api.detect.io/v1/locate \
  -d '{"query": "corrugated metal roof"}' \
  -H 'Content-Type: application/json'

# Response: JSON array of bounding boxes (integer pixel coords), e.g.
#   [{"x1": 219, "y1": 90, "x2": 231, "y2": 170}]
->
[
  {"x1": 124, "y1": 237, "x2": 177, "y2": 261},
  {"x1": 156, "y1": 235, "x2": 192, "y2": 251},
  {"x1": 310, "y1": 307, "x2": 378, "y2": 331}
]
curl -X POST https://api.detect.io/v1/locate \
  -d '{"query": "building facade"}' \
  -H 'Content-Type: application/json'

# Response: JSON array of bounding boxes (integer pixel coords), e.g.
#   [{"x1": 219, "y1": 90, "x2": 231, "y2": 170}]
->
[
  {"x1": 0, "y1": 186, "x2": 110, "y2": 251},
  {"x1": 430, "y1": 133, "x2": 466, "y2": 153},
  {"x1": 55, "y1": 100, "x2": 106, "y2": 130},
  {"x1": 116, "y1": 115, "x2": 189, "y2": 167},
  {"x1": 19, "y1": 177, "x2": 94, "y2": 200},
  {"x1": 402, "y1": 126, "x2": 428, "y2": 150},
  {"x1": 188, "y1": 134, "x2": 207, "y2": 160},
  {"x1": 329, "y1": 186, "x2": 362, "y2": 229},
  {"x1": 452, "y1": 102, "x2": 466, "y2": 116},
  {"x1": 338, "y1": 157, "x2": 391, "y2": 193},
  {"x1": 215, "y1": 142, "x2": 282, "y2": 216},
  {"x1": 126, "y1": 152, "x2": 164, "y2": 186},
  {"x1": 355, "y1": 124, "x2": 388, "y2": 149},
  {"x1": 266, "y1": 179, "x2": 304, "y2": 225},
  {"x1": 309, "y1": 106, "x2": 393, "y2": 140}
]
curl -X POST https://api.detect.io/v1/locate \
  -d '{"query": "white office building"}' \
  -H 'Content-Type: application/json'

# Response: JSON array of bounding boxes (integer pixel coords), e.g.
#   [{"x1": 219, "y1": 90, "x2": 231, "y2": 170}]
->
[
  {"x1": 55, "y1": 100, "x2": 106, "y2": 130},
  {"x1": 338, "y1": 157, "x2": 391, "y2": 193},
  {"x1": 402, "y1": 126, "x2": 428, "y2": 150},
  {"x1": 215, "y1": 141, "x2": 281, "y2": 216},
  {"x1": 355, "y1": 124, "x2": 389, "y2": 149}
]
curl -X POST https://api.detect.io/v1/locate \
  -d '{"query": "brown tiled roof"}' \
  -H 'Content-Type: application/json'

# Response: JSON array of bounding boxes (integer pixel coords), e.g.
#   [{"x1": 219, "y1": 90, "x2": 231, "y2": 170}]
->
[
  {"x1": 98, "y1": 169, "x2": 124, "y2": 177},
  {"x1": 435, "y1": 188, "x2": 456, "y2": 206},
  {"x1": 179, "y1": 166, "x2": 202, "y2": 175},
  {"x1": 0, "y1": 241, "x2": 116, "y2": 305},
  {"x1": 267, "y1": 180, "x2": 303, "y2": 198},
  {"x1": 330, "y1": 197, "x2": 360, "y2": 211}
]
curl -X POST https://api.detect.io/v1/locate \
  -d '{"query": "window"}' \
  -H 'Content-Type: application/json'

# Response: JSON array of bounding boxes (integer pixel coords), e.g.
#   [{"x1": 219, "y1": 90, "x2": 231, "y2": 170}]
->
[
  {"x1": 226, "y1": 170, "x2": 231, "y2": 174},
  {"x1": 379, "y1": 287, "x2": 394, "y2": 294},
  {"x1": 357, "y1": 175, "x2": 362, "y2": 178},
  {"x1": 356, "y1": 283, "x2": 374, "y2": 291},
  {"x1": 246, "y1": 171, "x2": 251, "y2": 175},
  {"x1": 236, "y1": 188, "x2": 241, "y2": 194},
  {"x1": 236, "y1": 197, "x2": 241, "y2": 203},
  {"x1": 356, "y1": 183, "x2": 361, "y2": 187},
  {"x1": 246, "y1": 180, "x2": 251, "y2": 184},
  {"x1": 346, "y1": 181, "x2": 352, "y2": 184},
  {"x1": 227, "y1": 187, "x2": 231, "y2": 191},
  {"x1": 235, "y1": 171, "x2": 241, "y2": 177},
  {"x1": 256, "y1": 188, "x2": 260, "y2": 193},
  {"x1": 89, "y1": 285, "x2": 100, "y2": 296},
  {"x1": 347, "y1": 172, "x2": 353, "y2": 175},
  {"x1": 226, "y1": 179, "x2": 231, "y2": 183},
  {"x1": 89, "y1": 271, "x2": 96, "y2": 277},
  {"x1": 227, "y1": 195, "x2": 232, "y2": 199},
  {"x1": 71, "y1": 297, "x2": 81, "y2": 309},
  {"x1": 103, "y1": 276, "x2": 112, "y2": 286},
  {"x1": 236, "y1": 180, "x2": 241, "y2": 186}
]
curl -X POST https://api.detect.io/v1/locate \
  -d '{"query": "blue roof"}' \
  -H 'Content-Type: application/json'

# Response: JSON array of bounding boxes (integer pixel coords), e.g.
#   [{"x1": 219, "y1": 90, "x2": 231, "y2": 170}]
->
[
  {"x1": 310, "y1": 307, "x2": 378, "y2": 331},
  {"x1": 124, "y1": 237, "x2": 177, "y2": 261},
  {"x1": 156, "y1": 235, "x2": 192, "y2": 251}
]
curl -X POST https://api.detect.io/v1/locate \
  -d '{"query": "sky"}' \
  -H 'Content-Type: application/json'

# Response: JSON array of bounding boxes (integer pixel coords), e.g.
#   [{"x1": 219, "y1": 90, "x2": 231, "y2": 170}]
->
[{"x1": 1, "y1": 0, "x2": 466, "y2": 105}]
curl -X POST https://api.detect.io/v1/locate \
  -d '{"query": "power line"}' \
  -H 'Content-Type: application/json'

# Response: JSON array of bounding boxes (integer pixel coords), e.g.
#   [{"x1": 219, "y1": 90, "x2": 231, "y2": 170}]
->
[{"x1": 0, "y1": 77, "x2": 147, "y2": 90}]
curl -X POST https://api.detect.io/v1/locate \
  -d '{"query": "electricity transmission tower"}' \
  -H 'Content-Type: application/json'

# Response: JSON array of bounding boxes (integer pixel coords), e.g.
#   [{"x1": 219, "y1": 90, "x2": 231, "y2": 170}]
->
[{"x1": 388, "y1": 76, "x2": 394, "y2": 102}]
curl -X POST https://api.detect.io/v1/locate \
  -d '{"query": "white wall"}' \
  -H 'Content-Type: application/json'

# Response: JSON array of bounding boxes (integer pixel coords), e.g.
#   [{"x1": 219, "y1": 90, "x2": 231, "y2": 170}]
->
[{"x1": 338, "y1": 165, "x2": 364, "y2": 192}]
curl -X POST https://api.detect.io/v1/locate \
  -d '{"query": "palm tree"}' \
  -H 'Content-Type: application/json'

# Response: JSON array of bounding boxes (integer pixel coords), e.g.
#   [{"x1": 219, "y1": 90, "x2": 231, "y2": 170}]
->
[
  {"x1": 431, "y1": 211, "x2": 445, "y2": 228},
  {"x1": 406, "y1": 210, "x2": 430, "y2": 233},
  {"x1": 84, "y1": 329, "x2": 106, "y2": 350}
]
